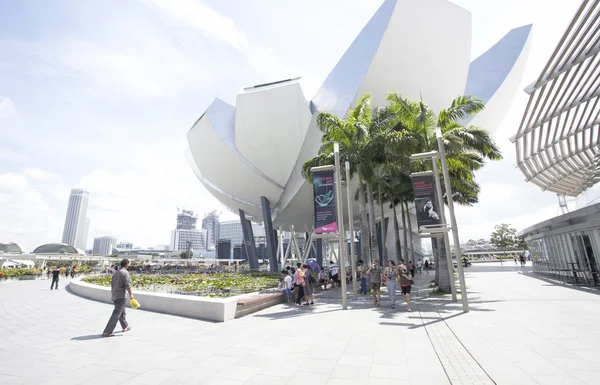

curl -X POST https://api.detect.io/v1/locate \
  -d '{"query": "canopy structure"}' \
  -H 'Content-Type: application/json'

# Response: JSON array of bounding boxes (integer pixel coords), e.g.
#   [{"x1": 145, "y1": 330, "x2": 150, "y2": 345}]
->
[{"x1": 512, "y1": 0, "x2": 600, "y2": 196}]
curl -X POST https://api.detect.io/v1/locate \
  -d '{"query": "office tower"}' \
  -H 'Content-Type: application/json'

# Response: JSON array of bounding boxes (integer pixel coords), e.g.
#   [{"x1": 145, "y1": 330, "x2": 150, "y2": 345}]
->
[
  {"x1": 202, "y1": 211, "x2": 220, "y2": 248},
  {"x1": 176, "y1": 209, "x2": 198, "y2": 230},
  {"x1": 61, "y1": 189, "x2": 90, "y2": 250},
  {"x1": 92, "y1": 236, "x2": 117, "y2": 256},
  {"x1": 170, "y1": 209, "x2": 206, "y2": 252},
  {"x1": 218, "y1": 219, "x2": 265, "y2": 246}
]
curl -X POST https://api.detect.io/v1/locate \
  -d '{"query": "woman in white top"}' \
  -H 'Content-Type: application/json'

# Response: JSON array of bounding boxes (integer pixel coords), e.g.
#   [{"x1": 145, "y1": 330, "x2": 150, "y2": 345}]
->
[{"x1": 384, "y1": 260, "x2": 399, "y2": 309}]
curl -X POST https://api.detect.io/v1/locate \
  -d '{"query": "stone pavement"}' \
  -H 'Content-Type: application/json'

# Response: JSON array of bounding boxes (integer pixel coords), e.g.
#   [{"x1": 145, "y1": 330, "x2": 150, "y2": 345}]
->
[{"x1": 0, "y1": 264, "x2": 599, "y2": 385}]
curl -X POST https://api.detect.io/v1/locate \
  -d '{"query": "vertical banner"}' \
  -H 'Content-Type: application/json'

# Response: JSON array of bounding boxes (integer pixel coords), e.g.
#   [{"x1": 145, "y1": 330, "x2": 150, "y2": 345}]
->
[
  {"x1": 313, "y1": 170, "x2": 337, "y2": 233},
  {"x1": 412, "y1": 175, "x2": 441, "y2": 230}
]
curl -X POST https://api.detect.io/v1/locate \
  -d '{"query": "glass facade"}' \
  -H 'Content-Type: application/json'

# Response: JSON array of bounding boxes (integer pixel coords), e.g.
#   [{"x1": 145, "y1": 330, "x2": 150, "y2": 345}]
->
[{"x1": 527, "y1": 226, "x2": 600, "y2": 287}]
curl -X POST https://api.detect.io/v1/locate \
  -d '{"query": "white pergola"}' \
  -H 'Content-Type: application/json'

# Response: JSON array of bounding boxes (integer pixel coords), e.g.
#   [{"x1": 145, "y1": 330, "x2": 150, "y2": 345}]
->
[{"x1": 512, "y1": 0, "x2": 600, "y2": 196}]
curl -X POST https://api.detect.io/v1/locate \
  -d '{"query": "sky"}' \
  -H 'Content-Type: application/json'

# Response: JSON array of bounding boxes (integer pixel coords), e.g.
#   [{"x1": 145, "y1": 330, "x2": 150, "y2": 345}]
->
[{"x1": 0, "y1": 0, "x2": 585, "y2": 251}]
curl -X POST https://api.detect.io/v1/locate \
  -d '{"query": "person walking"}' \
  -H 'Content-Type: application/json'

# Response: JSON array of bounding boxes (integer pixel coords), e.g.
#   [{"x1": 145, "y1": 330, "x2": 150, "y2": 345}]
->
[
  {"x1": 71, "y1": 265, "x2": 77, "y2": 279},
  {"x1": 101, "y1": 259, "x2": 134, "y2": 337},
  {"x1": 399, "y1": 264, "x2": 413, "y2": 312},
  {"x1": 303, "y1": 264, "x2": 315, "y2": 305},
  {"x1": 50, "y1": 267, "x2": 60, "y2": 290},
  {"x1": 417, "y1": 259, "x2": 423, "y2": 274},
  {"x1": 357, "y1": 260, "x2": 368, "y2": 295},
  {"x1": 295, "y1": 266, "x2": 306, "y2": 306},
  {"x1": 384, "y1": 261, "x2": 399, "y2": 309},
  {"x1": 329, "y1": 261, "x2": 340, "y2": 288},
  {"x1": 46, "y1": 266, "x2": 51, "y2": 280},
  {"x1": 408, "y1": 261, "x2": 415, "y2": 278},
  {"x1": 367, "y1": 260, "x2": 383, "y2": 307},
  {"x1": 424, "y1": 259, "x2": 429, "y2": 275}
]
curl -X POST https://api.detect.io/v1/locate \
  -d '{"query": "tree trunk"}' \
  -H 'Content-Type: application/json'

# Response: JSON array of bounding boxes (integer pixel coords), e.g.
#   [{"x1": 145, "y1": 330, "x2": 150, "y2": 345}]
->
[
  {"x1": 405, "y1": 201, "x2": 415, "y2": 263},
  {"x1": 401, "y1": 201, "x2": 408, "y2": 263},
  {"x1": 433, "y1": 236, "x2": 451, "y2": 292},
  {"x1": 358, "y1": 181, "x2": 371, "y2": 265},
  {"x1": 366, "y1": 184, "x2": 379, "y2": 261},
  {"x1": 379, "y1": 190, "x2": 388, "y2": 262},
  {"x1": 392, "y1": 204, "x2": 401, "y2": 263}
]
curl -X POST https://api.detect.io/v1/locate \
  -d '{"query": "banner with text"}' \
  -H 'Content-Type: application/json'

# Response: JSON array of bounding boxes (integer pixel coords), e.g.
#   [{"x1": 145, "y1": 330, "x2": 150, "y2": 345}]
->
[
  {"x1": 313, "y1": 170, "x2": 337, "y2": 233},
  {"x1": 412, "y1": 175, "x2": 441, "y2": 230}
]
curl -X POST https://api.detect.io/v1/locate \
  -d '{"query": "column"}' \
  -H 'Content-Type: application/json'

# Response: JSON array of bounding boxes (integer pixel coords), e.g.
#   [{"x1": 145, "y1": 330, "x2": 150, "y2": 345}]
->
[
  {"x1": 260, "y1": 196, "x2": 278, "y2": 272},
  {"x1": 239, "y1": 210, "x2": 259, "y2": 270}
]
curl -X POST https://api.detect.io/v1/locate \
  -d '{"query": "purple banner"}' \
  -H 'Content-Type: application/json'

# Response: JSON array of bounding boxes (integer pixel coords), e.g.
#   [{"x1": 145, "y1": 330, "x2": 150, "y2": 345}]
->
[{"x1": 313, "y1": 170, "x2": 337, "y2": 233}]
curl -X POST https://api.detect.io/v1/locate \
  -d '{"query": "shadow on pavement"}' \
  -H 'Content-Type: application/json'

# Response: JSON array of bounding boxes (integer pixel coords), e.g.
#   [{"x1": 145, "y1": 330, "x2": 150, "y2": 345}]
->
[
  {"x1": 523, "y1": 271, "x2": 600, "y2": 296},
  {"x1": 71, "y1": 334, "x2": 120, "y2": 341}
]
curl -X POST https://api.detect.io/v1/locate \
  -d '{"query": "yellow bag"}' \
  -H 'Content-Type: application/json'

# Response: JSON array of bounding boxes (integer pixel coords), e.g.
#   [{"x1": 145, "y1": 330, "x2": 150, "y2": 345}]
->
[{"x1": 130, "y1": 299, "x2": 140, "y2": 309}]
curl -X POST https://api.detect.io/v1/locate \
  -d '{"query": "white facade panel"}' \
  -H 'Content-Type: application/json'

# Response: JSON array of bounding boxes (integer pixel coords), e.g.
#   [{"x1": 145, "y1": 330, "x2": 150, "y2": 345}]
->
[{"x1": 235, "y1": 80, "x2": 312, "y2": 187}]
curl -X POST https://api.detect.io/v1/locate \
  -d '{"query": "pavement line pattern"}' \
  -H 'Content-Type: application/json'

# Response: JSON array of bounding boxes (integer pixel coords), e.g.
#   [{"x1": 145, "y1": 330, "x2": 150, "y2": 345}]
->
[{"x1": 416, "y1": 284, "x2": 496, "y2": 385}]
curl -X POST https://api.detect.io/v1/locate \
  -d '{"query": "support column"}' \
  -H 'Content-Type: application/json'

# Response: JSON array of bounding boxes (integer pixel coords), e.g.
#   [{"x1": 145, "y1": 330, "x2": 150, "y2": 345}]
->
[
  {"x1": 239, "y1": 209, "x2": 259, "y2": 270},
  {"x1": 316, "y1": 239, "x2": 323, "y2": 267},
  {"x1": 260, "y1": 196, "x2": 278, "y2": 272}
]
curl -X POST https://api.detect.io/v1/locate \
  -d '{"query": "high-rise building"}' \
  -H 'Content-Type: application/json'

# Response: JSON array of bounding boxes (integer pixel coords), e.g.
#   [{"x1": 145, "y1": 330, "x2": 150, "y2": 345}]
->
[
  {"x1": 61, "y1": 189, "x2": 90, "y2": 250},
  {"x1": 170, "y1": 229, "x2": 206, "y2": 252},
  {"x1": 218, "y1": 219, "x2": 265, "y2": 246},
  {"x1": 176, "y1": 209, "x2": 198, "y2": 230},
  {"x1": 201, "y1": 211, "x2": 220, "y2": 248},
  {"x1": 92, "y1": 236, "x2": 117, "y2": 256},
  {"x1": 170, "y1": 209, "x2": 206, "y2": 252}
]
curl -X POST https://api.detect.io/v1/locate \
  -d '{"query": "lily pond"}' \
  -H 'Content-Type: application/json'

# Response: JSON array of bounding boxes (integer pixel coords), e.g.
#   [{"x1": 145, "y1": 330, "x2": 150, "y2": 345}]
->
[{"x1": 82, "y1": 271, "x2": 280, "y2": 298}]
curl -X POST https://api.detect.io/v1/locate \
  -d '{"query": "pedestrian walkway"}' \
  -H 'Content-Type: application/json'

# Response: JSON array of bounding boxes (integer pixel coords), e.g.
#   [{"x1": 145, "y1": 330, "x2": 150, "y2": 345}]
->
[{"x1": 0, "y1": 264, "x2": 599, "y2": 384}]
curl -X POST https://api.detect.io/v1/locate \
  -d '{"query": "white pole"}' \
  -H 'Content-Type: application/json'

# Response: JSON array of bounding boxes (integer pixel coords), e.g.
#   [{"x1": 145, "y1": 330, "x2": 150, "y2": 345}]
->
[
  {"x1": 334, "y1": 143, "x2": 348, "y2": 309},
  {"x1": 432, "y1": 160, "x2": 458, "y2": 301},
  {"x1": 436, "y1": 133, "x2": 469, "y2": 312},
  {"x1": 345, "y1": 161, "x2": 358, "y2": 300}
]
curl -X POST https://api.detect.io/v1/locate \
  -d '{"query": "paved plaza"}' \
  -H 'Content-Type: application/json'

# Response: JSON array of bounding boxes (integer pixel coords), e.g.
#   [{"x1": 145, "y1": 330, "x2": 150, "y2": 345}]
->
[{"x1": 1, "y1": 264, "x2": 600, "y2": 385}]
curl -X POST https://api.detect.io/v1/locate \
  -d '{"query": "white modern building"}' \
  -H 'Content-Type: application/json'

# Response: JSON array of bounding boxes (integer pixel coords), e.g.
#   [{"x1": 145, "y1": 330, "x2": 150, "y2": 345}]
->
[
  {"x1": 186, "y1": 0, "x2": 532, "y2": 267},
  {"x1": 512, "y1": 0, "x2": 600, "y2": 286},
  {"x1": 61, "y1": 189, "x2": 90, "y2": 250},
  {"x1": 218, "y1": 220, "x2": 264, "y2": 246},
  {"x1": 170, "y1": 229, "x2": 207, "y2": 252},
  {"x1": 92, "y1": 236, "x2": 117, "y2": 256}
]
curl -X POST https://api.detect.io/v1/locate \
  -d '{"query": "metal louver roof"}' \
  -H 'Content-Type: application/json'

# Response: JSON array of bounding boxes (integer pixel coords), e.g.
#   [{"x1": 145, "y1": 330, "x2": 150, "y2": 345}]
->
[{"x1": 512, "y1": 0, "x2": 600, "y2": 196}]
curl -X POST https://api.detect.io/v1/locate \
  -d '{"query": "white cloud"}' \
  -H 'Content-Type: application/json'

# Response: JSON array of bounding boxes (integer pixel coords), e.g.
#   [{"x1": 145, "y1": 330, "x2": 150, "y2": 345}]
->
[
  {"x1": 0, "y1": 96, "x2": 17, "y2": 122},
  {"x1": 0, "y1": 171, "x2": 63, "y2": 250},
  {"x1": 139, "y1": 0, "x2": 322, "y2": 96}
]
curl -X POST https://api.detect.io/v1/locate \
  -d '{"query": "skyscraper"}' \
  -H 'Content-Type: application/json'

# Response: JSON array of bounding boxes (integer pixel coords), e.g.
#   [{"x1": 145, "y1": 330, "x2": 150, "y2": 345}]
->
[
  {"x1": 61, "y1": 189, "x2": 90, "y2": 250},
  {"x1": 170, "y1": 209, "x2": 206, "y2": 252},
  {"x1": 92, "y1": 236, "x2": 117, "y2": 256},
  {"x1": 202, "y1": 211, "x2": 220, "y2": 249}
]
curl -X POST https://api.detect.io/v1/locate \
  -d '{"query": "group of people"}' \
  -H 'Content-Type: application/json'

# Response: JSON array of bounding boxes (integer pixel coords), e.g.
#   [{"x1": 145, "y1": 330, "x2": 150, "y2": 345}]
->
[
  {"x1": 358, "y1": 259, "x2": 414, "y2": 311},
  {"x1": 43, "y1": 265, "x2": 77, "y2": 290},
  {"x1": 279, "y1": 263, "x2": 316, "y2": 306}
]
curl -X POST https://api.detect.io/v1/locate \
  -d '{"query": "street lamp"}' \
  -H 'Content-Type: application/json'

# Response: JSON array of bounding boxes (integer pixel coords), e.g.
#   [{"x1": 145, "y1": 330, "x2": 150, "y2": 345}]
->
[
  {"x1": 435, "y1": 128, "x2": 468, "y2": 312},
  {"x1": 310, "y1": 144, "x2": 348, "y2": 309},
  {"x1": 344, "y1": 162, "x2": 358, "y2": 300},
  {"x1": 410, "y1": 135, "x2": 469, "y2": 312},
  {"x1": 409, "y1": 168, "x2": 457, "y2": 302}
]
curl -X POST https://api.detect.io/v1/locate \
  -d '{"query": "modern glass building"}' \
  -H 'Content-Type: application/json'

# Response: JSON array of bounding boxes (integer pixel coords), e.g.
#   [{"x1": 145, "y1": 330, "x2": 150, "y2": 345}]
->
[
  {"x1": 61, "y1": 189, "x2": 90, "y2": 250},
  {"x1": 513, "y1": 0, "x2": 600, "y2": 286}
]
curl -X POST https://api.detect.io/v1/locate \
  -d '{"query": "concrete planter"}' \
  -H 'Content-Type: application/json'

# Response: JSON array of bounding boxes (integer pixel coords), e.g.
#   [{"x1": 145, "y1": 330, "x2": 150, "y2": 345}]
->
[{"x1": 69, "y1": 277, "x2": 238, "y2": 322}]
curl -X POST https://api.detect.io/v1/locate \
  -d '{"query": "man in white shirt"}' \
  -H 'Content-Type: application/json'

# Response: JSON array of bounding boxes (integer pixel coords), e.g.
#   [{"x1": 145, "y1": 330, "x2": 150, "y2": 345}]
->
[{"x1": 417, "y1": 259, "x2": 423, "y2": 274}]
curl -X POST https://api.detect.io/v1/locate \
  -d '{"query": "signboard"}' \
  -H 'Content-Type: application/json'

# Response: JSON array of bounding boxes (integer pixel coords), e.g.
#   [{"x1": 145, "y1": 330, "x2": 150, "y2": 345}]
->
[
  {"x1": 412, "y1": 175, "x2": 441, "y2": 230},
  {"x1": 312, "y1": 170, "x2": 337, "y2": 233}
]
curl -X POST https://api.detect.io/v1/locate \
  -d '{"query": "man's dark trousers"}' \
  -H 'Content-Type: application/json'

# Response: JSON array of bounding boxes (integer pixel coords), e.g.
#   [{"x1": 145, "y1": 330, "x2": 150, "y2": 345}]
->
[
  {"x1": 50, "y1": 277, "x2": 59, "y2": 290},
  {"x1": 103, "y1": 298, "x2": 128, "y2": 334}
]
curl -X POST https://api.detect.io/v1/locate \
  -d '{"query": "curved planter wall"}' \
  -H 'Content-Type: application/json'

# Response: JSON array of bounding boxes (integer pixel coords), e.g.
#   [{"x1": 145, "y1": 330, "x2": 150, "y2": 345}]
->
[{"x1": 69, "y1": 278, "x2": 238, "y2": 322}]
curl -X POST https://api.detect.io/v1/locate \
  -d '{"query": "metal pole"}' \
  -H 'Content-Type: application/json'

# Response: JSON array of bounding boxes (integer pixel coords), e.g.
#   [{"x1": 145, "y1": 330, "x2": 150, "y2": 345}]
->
[
  {"x1": 334, "y1": 143, "x2": 348, "y2": 309},
  {"x1": 345, "y1": 161, "x2": 358, "y2": 300},
  {"x1": 432, "y1": 160, "x2": 457, "y2": 301},
  {"x1": 437, "y1": 134, "x2": 469, "y2": 312}
]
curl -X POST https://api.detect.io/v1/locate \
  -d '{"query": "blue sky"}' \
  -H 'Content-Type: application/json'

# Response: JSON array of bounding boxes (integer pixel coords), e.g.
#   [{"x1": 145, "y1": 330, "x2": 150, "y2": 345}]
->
[{"x1": 0, "y1": 0, "x2": 583, "y2": 251}]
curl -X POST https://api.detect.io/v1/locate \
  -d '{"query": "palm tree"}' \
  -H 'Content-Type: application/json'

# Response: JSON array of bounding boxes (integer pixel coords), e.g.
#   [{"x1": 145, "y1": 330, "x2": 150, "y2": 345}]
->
[
  {"x1": 387, "y1": 93, "x2": 502, "y2": 291},
  {"x1": 302, "y1": 93, "x2": 393, "y2": 265}
]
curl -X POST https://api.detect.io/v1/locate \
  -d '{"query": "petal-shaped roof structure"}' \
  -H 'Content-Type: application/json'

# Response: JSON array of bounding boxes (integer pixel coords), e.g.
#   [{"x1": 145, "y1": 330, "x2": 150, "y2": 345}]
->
[{"x1": 187, "y1": 0, "x2": 533, "y2": 228}]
